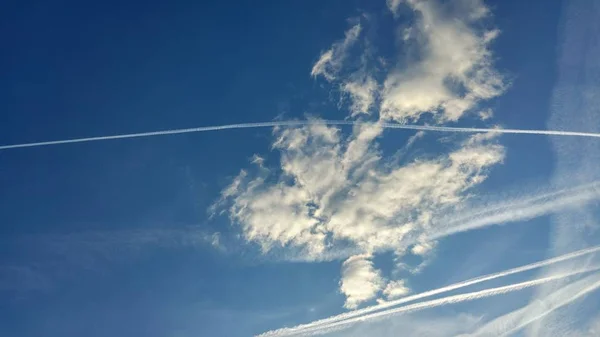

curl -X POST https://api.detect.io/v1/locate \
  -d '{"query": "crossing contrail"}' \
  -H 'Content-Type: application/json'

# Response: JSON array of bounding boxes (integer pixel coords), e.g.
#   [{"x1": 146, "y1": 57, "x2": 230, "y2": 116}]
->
[
  {"x1": 258, "y1": 267, "x2": 600, "y2": 337},
  {"x1": 2, "y1": 120, "x2": 600, "y2": 151},
  {"x1": 465, "y1": 274, "x2": 600, "y2": 337},
  {"x1": 256, "y1": 246, "x2": 600, "y2": 336}
]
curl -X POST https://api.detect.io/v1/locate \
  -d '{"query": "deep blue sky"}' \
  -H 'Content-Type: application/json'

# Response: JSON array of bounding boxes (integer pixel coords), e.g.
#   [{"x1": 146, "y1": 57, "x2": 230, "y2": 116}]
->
[{"x1": 1, "y1": 0, "x2": 590, "y2": 336}]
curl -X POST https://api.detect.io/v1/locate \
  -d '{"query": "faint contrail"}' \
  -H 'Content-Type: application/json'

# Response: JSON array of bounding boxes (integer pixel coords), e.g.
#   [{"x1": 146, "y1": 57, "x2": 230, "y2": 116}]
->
[
  {"x1": 257, "y1": 248, "x2": 600, "y2": 336},
  {"x1": 465, "y1": 273, "x2": 600, "y2": 336},
  {"x1": 440, "y1": 181, "x2": 600, "y2": 227},
  {"x1": 284, "y1": 182, "x2": 600, "y2": 263},
  {"x1": 429, "y1": 183, "x2": 600, "y2": 241},
  {"x1": 2, "y1": 120, "x2": 600, "y2": 151},
  {"x1": 498, "y1": 276, "x2": 600, "y2": 336}
]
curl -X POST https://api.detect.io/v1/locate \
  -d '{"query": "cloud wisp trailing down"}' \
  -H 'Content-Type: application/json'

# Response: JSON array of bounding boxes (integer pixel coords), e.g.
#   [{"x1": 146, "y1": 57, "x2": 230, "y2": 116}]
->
[
  {"x1": 3, "y1": 119, "x2": 600, "y2": 151},
  {"x1": 311, "y1": 24, "x2": 362, "y2": 81},
  {"x1": 255, "y1": 245, "x2": 600, "y2": 336},
  {"x1": 258, "y1": 267, "x2": 600, "y2": 337}
]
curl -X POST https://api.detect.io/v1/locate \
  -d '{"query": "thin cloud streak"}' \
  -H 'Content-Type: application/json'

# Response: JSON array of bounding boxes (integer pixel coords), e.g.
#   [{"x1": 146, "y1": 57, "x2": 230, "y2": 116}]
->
[
  {"x1": 3, "y1": 120, "x2": 600, "y2": 151},
  {"x1": 465, "y1": 273, "x2": 600, "y2": 336},
  {"x1": 256, "y1": 246, "x2": 600, "y2": 336},
  {"x1": 258, "y1": 268, "x2": 600, "y2": 337},
  {"x1": 499, "y1": 277, "x2": 600, "y2": 336},
  {"x1": 428, "y1": 182, "x2": 600, "y2": 240},
  {"x1": 442, "y1": 181, "x2": 600, "y2": 226},
  {"x1": 378, "y1": 181, "x2": 600, "y2": 259}
]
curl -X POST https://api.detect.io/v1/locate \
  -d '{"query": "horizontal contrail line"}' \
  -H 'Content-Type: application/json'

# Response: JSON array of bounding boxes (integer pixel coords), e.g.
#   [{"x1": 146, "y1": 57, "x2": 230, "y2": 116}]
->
[
  {"x1": 257, "y1": 246, "x2": 600, "y2": 336},
  {"x1": 259, "y1": 267, "x2": 600, "y2": 336},
  {"x1": 2, "y1": 120, "x2": 600, "y2": 151}
]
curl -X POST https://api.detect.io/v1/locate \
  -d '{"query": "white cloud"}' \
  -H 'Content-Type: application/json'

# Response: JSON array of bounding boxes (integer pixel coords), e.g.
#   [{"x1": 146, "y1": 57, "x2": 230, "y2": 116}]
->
[
  {"x1": 213, "y1": 121, "x2": 504, "y2": 306},
  {"x1": 523, "y1": 1, "x2": 600, "y2": 334},
  {"x1": 464, "y1": 272, "x2": 600, "y2": 336},
  {"x1": 411, "y1": 241, "x2": 435, "y2": 256},
  {"x1": 478, "y1": 108, "x2": 494, "y2": 121},
  {"x1": 386, "y1": 0, "x2": 403, "y2": 15},
  {"x1": 382, "y1": 280, "x2": 411, "y2": 299},
  {"x1": 214, "y1": 0, "x2": 510, "y2": 315},
  {"x1": 340, "y1": 254, "x2": 384, "y2": 309},
  {"x1": 214, "y1": 122, "x2": 503, "y2": 259},
  {"x1": 381, "y1": 0, "x2": 505, "y2": 122},
  {"x1": 342, "y1": 76, "x2": 378, "y2": 116},
  {"x1": 311, "y1": 24, "x2": 362, "y2": 81}
]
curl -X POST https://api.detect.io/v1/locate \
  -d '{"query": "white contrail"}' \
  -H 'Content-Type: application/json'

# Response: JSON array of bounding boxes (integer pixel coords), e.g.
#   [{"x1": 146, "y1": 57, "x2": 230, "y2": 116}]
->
[
  {"x1": 259, "y1": 268, "x2": 600, "y2": 337},
  {"x1": 429, "y1": 183, "x2": 600, "y2": 241},
  {"x1": 439, "y1": 181, "x2": 600, "y2": 227},
  {"x1": 2, "y1": 120, "x2": 600, "y2": 151},
  {"x1": 499, "y1": 276, "x2": 600, "y2": 336},
  {"x1": 257, "y1": 248, "x2": 600, "y2": 336},
  {"x1": 466, "y1": 273, "x2": 600, "y2": 336},
  {"x1": 383, "y1": 181, "x2": 600, "y2": 252}
]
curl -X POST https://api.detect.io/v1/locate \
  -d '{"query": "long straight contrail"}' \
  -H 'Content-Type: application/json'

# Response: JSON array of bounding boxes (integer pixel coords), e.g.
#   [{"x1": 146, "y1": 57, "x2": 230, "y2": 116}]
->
[
  {"x1": 257, "y1": 246, "x2": 600, "y2": 336},
  {"x1": 2, "y1": 120, "x2": 600, "y2": 151},
  {"x1": 260, "y1": 267, "x2": 600, "y2": 337}
]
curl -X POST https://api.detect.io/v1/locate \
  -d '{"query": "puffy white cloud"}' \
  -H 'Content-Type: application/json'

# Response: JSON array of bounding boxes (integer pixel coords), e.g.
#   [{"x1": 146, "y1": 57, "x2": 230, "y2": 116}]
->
[
  {"x1": 214, "y1": 122, "x2": 503, "y2": 259},
  {"x1": 340, "y1": 254, "x2": 384, "y2": 309},
  {"x1": 382, "y1": 280, "x2": 411, "y2": 299},
  {"x1": 381, "y1": 0, "x2": 505, "y2": 122},
  {"x1": 311, "y1": 24, "x2": 362, "y2": 81},
  {"x1": 214, "y1": 0, "x2": 508, "y2": 310},
  {"x1": 213, "y1": 120, "x2": 504, "y2": 306}
]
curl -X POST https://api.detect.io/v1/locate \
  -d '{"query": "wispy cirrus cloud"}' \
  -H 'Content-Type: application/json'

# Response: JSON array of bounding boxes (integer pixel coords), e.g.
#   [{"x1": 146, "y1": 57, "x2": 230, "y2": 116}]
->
[
  {"x1": 341, "y1": 76, "x2": 378, "y2": 117},
  {"x1": 311, "y1": 24, "x2": 362, "y2": 82},
  {"x1": 328, "y1": 312, "x2": 481, "y2": 337},
  {"x1": 464, "y1": 272, "x2": 600, "y2": 336},
  {"x1": 521, "y1": 1, "x2": 600, "y2": 335},
  {"x1": 0, "y1": 226, "x2": 223, "y2": 293}
]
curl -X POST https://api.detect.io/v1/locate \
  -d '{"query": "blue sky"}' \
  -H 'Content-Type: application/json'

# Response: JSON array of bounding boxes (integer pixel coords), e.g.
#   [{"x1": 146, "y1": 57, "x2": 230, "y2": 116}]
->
[{"x1": 1, "y1": 0, "x2": 600, "y2": 336}]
